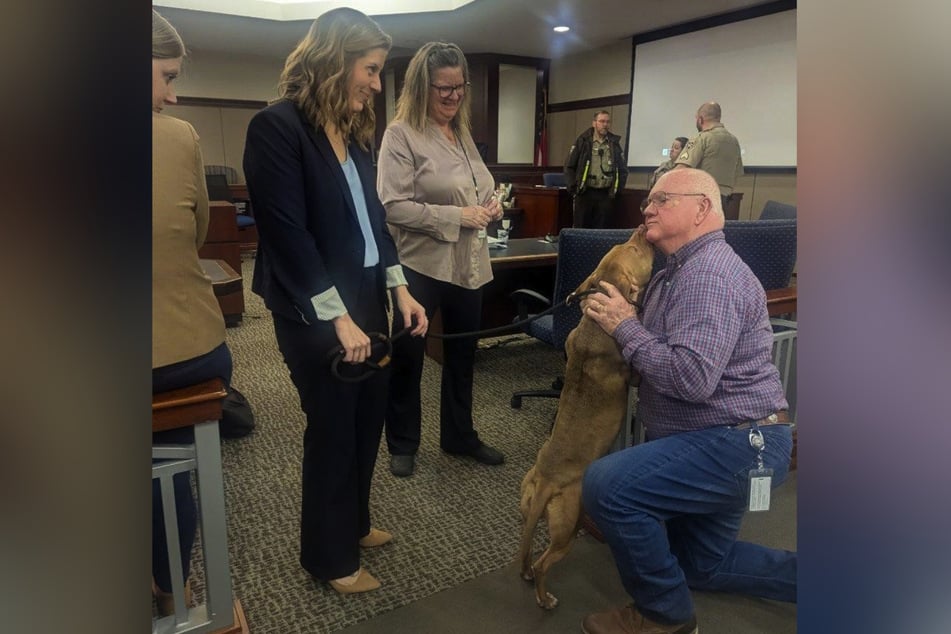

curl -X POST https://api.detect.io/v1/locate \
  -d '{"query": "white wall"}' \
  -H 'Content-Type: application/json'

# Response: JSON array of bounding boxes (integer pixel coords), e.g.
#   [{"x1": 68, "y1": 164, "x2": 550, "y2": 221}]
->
[
  {"x1": 168, "y1": 50, "x2": 282, "y2": 182},
  {"x1": 627, "y1": 10, "x2": 797, "y2": 167},
  {"x1": 176, "y1": 48, "x2": 283, "y2": 102},
  {"x1": 497, "y1": 65, "x2": 537, "y2": 163}
]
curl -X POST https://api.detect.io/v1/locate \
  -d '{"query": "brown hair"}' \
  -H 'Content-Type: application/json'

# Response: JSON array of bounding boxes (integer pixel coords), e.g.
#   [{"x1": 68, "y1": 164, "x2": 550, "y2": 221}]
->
[{"x1": 277, "y1": 7, "x2": 391, "y2": 150}]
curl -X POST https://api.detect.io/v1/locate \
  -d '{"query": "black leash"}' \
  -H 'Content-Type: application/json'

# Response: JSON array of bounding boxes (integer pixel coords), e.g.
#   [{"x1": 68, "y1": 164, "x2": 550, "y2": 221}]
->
[{"x1": 326, "y1": 288, "x2": 640, "y2": 382}]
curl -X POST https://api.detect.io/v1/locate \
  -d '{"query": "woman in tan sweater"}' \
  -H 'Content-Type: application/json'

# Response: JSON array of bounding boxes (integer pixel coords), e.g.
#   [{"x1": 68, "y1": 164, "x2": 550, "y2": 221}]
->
[{"x1": 151, "y1": 9, "x2": 233, "y2": 615}]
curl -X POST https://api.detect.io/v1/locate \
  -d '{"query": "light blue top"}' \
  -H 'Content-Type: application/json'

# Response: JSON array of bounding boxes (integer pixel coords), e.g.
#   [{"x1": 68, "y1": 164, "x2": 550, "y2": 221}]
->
[{"x1": 341, "y1": 155, "x2": 379, "y2": 267}]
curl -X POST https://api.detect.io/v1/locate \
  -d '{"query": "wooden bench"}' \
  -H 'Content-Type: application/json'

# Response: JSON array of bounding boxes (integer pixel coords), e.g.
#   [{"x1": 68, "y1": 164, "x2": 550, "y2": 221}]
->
[{"x1": 152, "y1": 378, "x2": 248, "y2": 634}]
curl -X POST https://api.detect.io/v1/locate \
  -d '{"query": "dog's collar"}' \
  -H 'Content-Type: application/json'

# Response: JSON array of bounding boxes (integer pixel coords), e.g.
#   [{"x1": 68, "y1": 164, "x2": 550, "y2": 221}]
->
[{"x1": 568, "y1": 287, "x2": 642, "y2": 312}]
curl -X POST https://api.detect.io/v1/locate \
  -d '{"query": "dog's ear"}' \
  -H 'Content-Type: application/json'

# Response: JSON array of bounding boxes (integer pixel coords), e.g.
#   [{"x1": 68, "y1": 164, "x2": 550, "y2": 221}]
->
[{"x1": 616, "y1": 273, "x2": 635, "y2": 302}]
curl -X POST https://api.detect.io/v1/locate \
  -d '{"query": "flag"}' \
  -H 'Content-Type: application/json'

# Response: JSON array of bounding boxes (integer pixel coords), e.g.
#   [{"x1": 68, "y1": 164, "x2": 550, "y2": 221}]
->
[
  {"x1": 534, "y1": 88, "x2": 548, "y2": 166},
  {"x1": 535, "y1": 125, "x2": 548, "y2": 167}
]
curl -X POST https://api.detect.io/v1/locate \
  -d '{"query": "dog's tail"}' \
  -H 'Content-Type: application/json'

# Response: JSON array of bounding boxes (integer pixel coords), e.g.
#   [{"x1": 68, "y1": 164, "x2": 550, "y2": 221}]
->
[{"x1": 518, "y1": 478, "x2": 553, "y2": 576}]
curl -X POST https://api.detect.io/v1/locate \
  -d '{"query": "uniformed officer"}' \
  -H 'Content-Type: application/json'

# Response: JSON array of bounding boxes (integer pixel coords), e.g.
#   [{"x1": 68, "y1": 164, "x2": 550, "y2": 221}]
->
[
  {"x1": 564, "y1": 110, "x2": 628, "y2": 228},
  {"x1": 674, "y1": 102, "x2": 744, "y2": 211}
]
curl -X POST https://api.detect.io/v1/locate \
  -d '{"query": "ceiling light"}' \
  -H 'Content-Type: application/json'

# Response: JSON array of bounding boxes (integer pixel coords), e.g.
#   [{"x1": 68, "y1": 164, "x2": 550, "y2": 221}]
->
[{"x1": 553, "y1": 26, "x2": 570, "y2": 33}]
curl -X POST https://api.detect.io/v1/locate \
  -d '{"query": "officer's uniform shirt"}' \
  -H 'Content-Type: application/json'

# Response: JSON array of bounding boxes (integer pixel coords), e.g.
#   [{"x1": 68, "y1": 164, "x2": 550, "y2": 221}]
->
[
  {"x1": 674, "y1": 123, "x2": 744, "y2": 195},
  {"x1": 587, "y1": 136, "x2": 615, "y2": 190}
]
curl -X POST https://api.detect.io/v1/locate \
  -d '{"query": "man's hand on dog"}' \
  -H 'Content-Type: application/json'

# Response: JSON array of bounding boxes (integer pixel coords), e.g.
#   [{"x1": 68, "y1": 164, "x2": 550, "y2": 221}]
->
[{"x1": 582, "y1": 280, "x2": 638, "y2": 334}]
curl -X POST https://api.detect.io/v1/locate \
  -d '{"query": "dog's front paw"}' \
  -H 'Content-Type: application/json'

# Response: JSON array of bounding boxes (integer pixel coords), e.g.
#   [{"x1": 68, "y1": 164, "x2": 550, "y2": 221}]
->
[
  {"x1": 520, "y1": 568, "x2": 534, "y2": 581},
  {"x1": 536, "y1": 592, "x2": 559, "y2": 610}
]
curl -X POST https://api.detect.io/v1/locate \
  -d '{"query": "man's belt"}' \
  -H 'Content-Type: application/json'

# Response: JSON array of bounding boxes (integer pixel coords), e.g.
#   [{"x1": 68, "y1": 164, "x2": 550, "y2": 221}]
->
[{"x1": 732, "y1": 410, "x2": 791, "y2": 430}]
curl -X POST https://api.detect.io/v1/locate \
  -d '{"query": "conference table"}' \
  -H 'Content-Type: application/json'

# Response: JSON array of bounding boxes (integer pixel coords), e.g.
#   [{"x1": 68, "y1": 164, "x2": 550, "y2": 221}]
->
[{"x1": 425, "y1": 238, "x2": 558, "y2": 362}]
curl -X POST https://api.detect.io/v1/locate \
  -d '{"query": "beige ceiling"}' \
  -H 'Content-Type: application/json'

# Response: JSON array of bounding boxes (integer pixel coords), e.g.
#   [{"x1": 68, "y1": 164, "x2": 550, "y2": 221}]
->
[{"x1": 156, "y1": 0, "x2": 775, "y2": 61}]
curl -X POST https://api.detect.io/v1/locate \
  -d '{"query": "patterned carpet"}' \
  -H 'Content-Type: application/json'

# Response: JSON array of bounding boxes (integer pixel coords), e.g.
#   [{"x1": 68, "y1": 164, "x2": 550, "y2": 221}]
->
[{"x1": 198, "y1": 256, "x2": 565, "y2": 633}]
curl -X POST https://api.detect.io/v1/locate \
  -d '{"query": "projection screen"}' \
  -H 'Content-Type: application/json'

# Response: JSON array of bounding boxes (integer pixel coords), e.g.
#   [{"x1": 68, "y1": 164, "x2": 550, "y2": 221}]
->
[{"x1": 627, "y1": 9, "x2": 796, "y2": 168}]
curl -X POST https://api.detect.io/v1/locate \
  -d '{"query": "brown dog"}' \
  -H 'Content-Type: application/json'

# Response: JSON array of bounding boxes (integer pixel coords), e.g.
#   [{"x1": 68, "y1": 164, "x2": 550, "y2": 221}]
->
[{"x1": 518, "y1": 225, "x2": 654, "y2": 610}]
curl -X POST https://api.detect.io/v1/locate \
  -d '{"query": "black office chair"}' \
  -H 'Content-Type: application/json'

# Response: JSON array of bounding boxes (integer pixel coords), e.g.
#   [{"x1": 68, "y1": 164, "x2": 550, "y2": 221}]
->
[
  {"x1": 204, "y1": 173, "x2": 234, "y2": 203},
  {"x1": 759, "y1": 199, "x2": 797, "y2": 220},
  {"x1": 510, "y1": 228, "x2": 639, "y2": 408},
  {"x1": 542, "y1": 172, "x2": 567, "y2": 187}
]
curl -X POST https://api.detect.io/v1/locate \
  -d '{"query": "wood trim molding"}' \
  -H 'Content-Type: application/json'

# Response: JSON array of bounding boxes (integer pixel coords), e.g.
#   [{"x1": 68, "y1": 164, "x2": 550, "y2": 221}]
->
[{"x1": 177, "y1": 96, "x2": 268, "y2": 110}]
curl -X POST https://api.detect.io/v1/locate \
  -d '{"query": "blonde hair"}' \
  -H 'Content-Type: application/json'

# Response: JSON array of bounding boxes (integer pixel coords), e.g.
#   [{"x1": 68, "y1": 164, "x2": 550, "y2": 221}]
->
[
  {"x1": 277, "y1": 7, "x2": 391, "y2": 150},
  {"x1": 152, "y1": 10, "x2": 184, "y2": 59},
  {"x1": 395, "y1": 42, "x2": 473, "y2": 142}
]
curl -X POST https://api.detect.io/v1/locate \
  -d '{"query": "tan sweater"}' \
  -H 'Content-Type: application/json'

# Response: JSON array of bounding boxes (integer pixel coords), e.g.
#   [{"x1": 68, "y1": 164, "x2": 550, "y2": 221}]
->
[{"x1": 152, "y1": 113, "x2": 225, "y2": 368}]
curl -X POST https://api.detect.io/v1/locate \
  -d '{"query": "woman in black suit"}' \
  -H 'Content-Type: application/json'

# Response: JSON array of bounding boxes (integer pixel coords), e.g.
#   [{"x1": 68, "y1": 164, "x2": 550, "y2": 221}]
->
[{"x1": 243, "y1": 7, "x2": 427, "y2": 594}]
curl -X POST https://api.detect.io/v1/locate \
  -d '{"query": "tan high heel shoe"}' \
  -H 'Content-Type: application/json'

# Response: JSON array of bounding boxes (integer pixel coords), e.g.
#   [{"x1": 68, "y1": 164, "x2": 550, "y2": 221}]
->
[
  {"x1": 358, "y1": 527, "x2": 392, "y2": 548},
  {"x1": 328, "y1": 568, "x2": 381, "y2": 594}
]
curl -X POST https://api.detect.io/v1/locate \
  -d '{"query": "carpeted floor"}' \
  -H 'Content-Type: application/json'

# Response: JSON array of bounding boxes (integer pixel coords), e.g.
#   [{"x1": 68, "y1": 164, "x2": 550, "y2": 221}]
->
[{"x1": 185, "y1": 256, "x2": 796, "y2": 633}]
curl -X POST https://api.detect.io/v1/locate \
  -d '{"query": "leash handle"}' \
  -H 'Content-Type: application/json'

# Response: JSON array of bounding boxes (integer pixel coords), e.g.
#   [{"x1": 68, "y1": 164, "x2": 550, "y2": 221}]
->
[{"x1": 326, "y1": 332, "x2": 394, "y2": 383}]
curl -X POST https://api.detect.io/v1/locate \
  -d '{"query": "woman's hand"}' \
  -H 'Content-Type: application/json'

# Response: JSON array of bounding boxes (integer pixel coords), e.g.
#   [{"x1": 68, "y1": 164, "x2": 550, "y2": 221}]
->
[
  {"x1": 393, "y1": 285, "x2": 429, "y2": 337},
  {"x1": 460, "y1": 205, "x2": 493, "y2": 229},
  {"x1": 484, "y1": 197, "x2": 504, "y2": 221},
  {"x1": 332, "y1": 313, "x2": 372, "y2": 363},
  {"x1": 581, "y1": 281, "x2": 639, "y2": 335}
]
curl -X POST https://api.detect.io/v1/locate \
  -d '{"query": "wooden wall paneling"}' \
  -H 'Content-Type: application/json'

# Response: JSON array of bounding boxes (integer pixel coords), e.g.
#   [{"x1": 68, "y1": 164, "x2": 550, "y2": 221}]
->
[
  {"x1": 165, "y1": 104, "x2": 227, "y2": 168},
  {"x1": 548, "y1": 110, "x2": 576, "y2": 168},
  {"x1": 733, "y1": 173, "x2": 757, "y2": 219},
  {"x1": 220, "y1": 107, "x2": 259, "y2": 183},
  {"x1": 469, "y1": 63, "x2": 492, "y2": 159},
  {"x1": 748, "y1": 173, "x2": 797, "y2": 219}
]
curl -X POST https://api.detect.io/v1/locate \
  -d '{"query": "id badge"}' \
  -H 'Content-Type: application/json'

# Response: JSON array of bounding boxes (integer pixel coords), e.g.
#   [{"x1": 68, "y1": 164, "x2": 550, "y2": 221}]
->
[{"x1": 748, "y1": 467, "x2": 774, "y2": 512}]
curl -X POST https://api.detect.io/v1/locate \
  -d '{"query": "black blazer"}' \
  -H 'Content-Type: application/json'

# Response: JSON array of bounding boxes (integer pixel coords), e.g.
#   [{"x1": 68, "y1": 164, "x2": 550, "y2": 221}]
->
[{"x1": 243, "y1": 99, "x2": 401, "y2": 325}]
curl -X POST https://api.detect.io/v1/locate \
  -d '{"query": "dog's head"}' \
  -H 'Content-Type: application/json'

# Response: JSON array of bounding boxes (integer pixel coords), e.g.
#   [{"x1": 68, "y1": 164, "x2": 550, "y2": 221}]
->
[{"x1": 574, "y1": 225, "x2": 655, "y2": 304}]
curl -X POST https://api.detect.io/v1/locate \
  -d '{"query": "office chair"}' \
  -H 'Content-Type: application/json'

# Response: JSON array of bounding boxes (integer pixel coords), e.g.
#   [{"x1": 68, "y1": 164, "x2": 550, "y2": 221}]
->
[
  {"x1": 542, "y1": 172, "x2": 567, "y2": 187},
  {"x1": 723, "y1": 218, "x2": 797, "y2": 290},
  {"x1": 510, "y1": 228, "x2": 638, "y2": 408},
  {"x1": 204, "y1": 173, "x2": 234, "y2": 203},
  {"x1": 650, "y1": 219, "x2": 797, "y2": 292},
  {"x1": 759, "y1": 199, "x2": 797, "y2": 220},
  {"x1": 204, "y1": 164, "x2": 239, "y2": 185}
]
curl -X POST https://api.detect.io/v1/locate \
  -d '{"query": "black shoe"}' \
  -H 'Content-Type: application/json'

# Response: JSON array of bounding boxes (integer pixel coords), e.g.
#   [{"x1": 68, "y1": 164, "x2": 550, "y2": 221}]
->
[
  {"x1": 390, "y1": 454, "x2": 415, "y2": 477},
  {"x1": 447, "y1": 443, "x2": 505, "y2": 466}
]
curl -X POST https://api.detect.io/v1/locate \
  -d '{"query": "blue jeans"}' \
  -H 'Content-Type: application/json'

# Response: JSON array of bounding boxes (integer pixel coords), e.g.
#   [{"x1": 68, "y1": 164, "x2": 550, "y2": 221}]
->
[{"x1": 582, "y1": 424, "x2": 796, "y2": 625}]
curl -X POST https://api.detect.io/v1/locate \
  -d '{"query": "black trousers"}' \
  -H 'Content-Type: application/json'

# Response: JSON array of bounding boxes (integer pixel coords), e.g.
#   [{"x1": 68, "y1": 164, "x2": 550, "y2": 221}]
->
[
  {"x1": 272, "y1": 268, "x2": 388, "y2": 581},
  {"x1": 386, "y1": 267, "x2": 483, "y2": 456},
  {"x1": 573, "y1": 187, "x2": 613, "y2": 228}
]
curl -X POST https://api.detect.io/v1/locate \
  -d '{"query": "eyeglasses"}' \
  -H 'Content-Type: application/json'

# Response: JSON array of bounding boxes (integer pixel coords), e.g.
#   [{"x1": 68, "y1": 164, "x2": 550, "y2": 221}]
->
[
  {"x1": 430, "y1": 82, "x2": 469, "y2": 98},
  {"x1": 640, "y1": 191, "x2": 706, "y2": 211}
]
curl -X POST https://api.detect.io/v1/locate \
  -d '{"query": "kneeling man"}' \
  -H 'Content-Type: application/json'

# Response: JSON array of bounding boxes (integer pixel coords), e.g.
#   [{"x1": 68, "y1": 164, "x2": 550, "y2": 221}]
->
[{"x1": 579, "y1": 168, "x2": 795, "y2": 634}]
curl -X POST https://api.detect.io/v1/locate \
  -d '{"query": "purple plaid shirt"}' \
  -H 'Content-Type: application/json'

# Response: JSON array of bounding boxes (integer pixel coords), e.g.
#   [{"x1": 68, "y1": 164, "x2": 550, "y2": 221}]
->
[{"x1": 614, "y1": 230, "x2": 787, "y2": 439}]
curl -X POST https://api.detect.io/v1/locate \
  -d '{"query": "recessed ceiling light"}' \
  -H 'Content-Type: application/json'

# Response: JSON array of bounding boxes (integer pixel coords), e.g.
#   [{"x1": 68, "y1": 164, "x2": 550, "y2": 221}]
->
[{"x1": 553, "y1": 26, "x2": 570, "y2": 33}]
